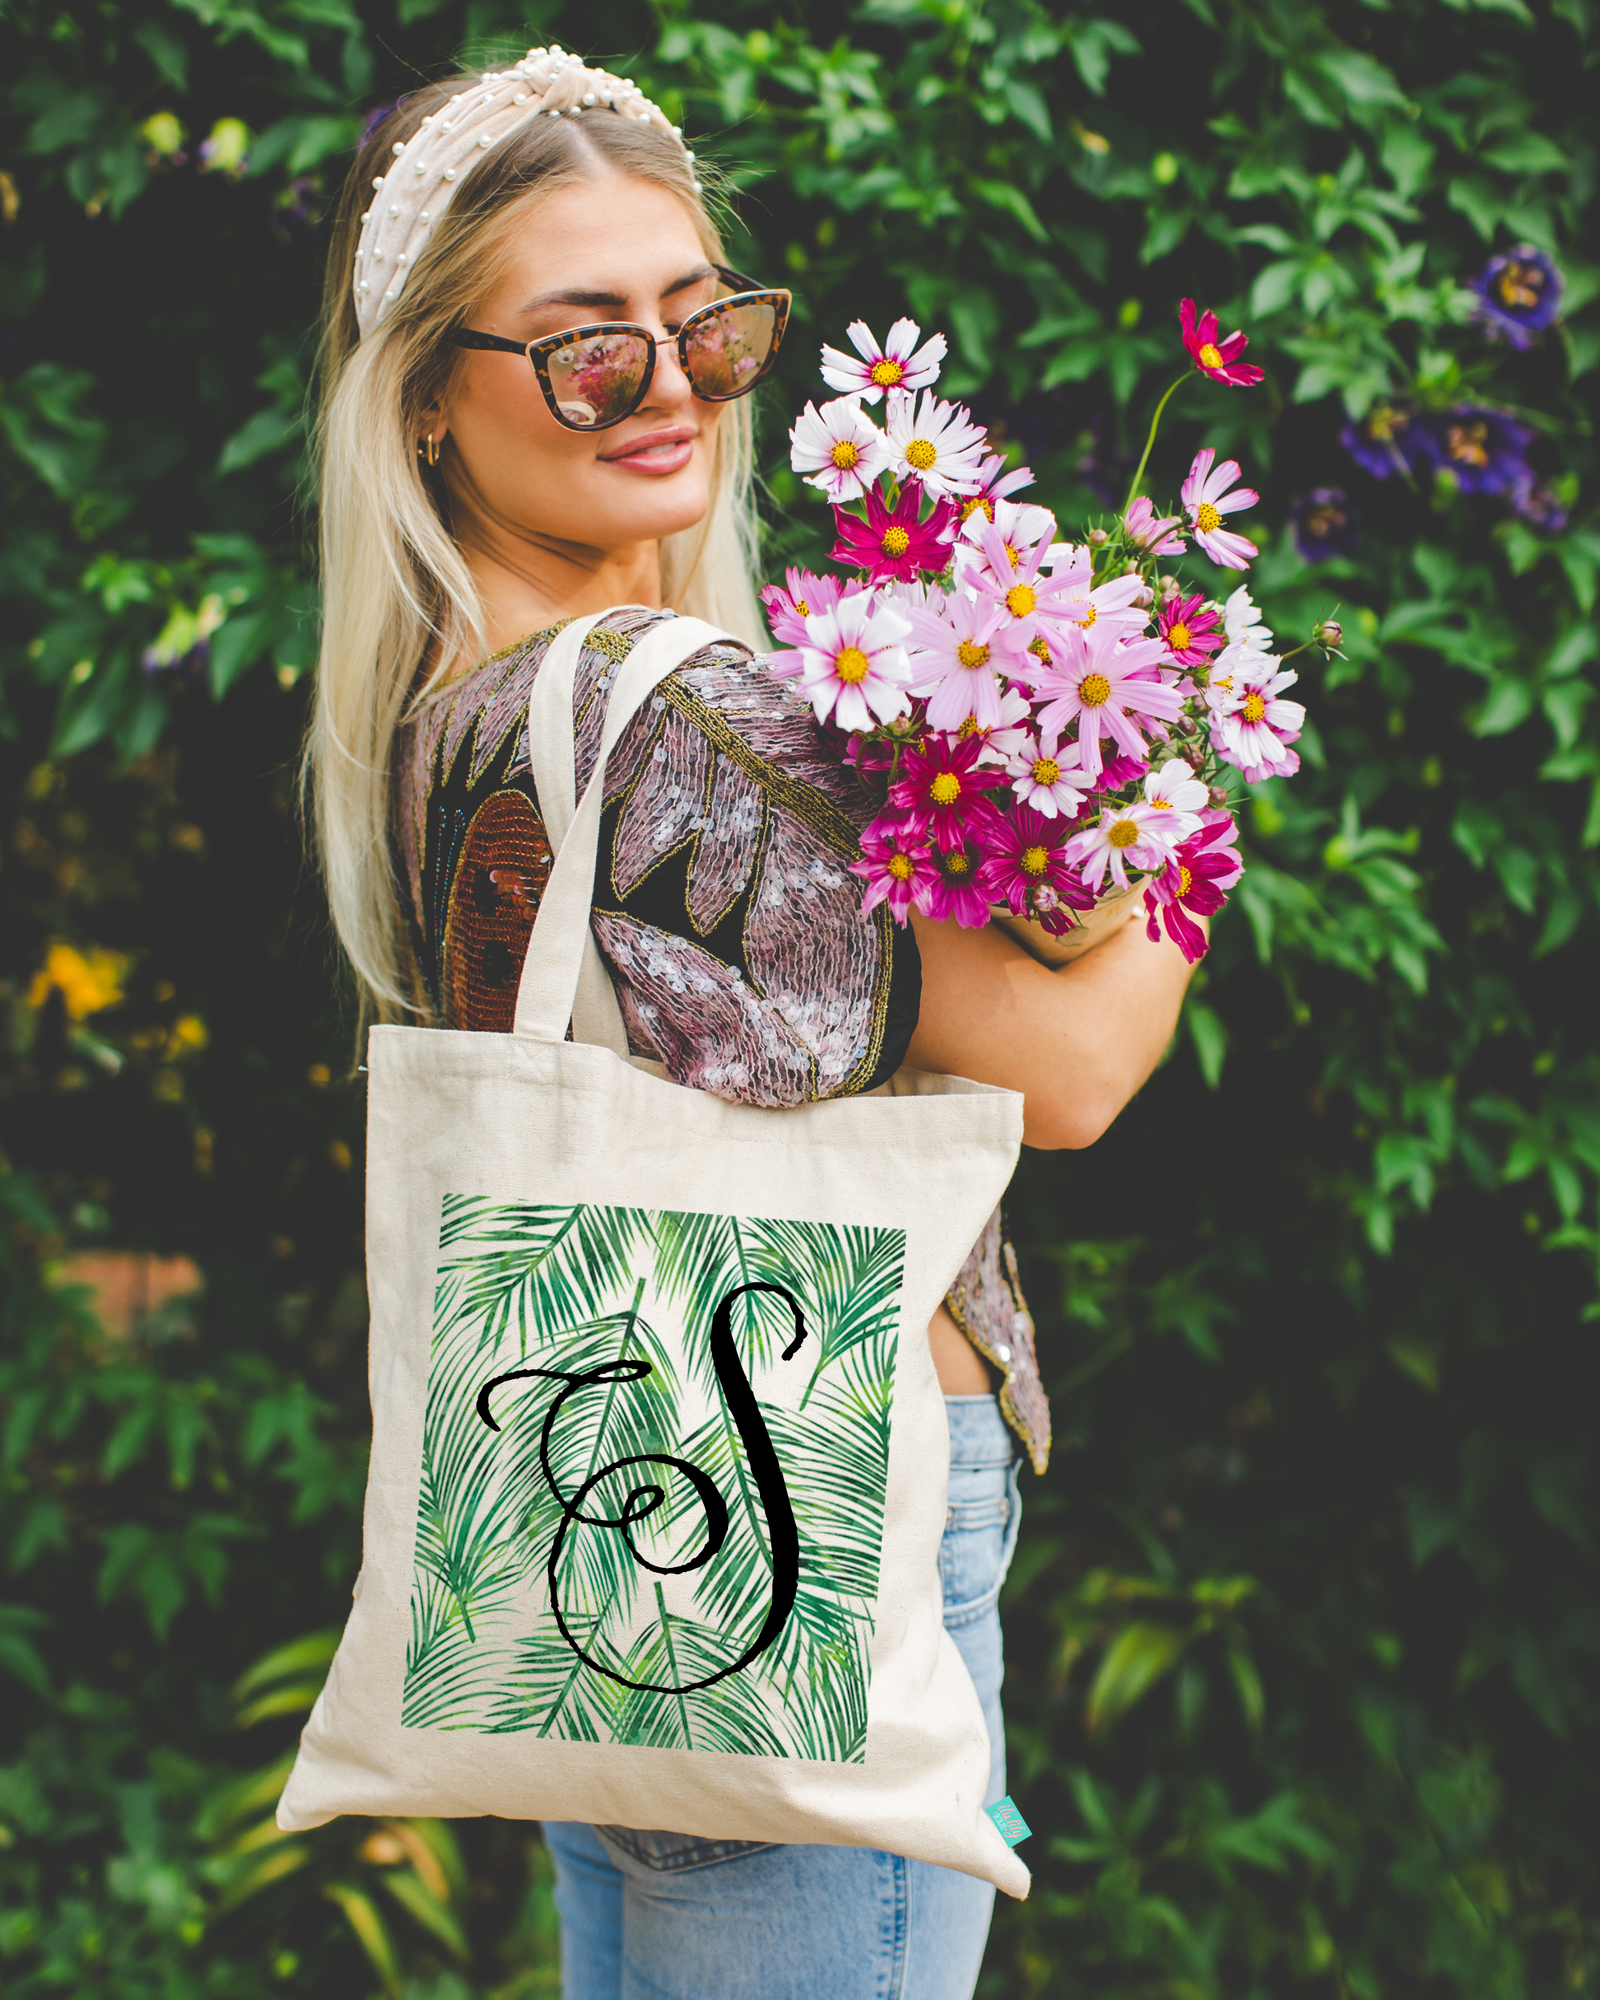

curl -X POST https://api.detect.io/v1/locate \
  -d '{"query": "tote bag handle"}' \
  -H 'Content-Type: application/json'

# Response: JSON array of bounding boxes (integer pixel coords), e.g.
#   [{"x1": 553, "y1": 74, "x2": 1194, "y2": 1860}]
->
[{"x1": 515, "y1": 612, "x2": 730, "y2": 1045}]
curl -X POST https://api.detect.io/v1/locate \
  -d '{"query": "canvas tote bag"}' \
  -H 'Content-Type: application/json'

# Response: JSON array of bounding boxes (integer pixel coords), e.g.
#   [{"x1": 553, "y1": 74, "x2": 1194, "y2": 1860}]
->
[{"x1": 277, "y1": 611, "x2": 1030, "y2": 1898}]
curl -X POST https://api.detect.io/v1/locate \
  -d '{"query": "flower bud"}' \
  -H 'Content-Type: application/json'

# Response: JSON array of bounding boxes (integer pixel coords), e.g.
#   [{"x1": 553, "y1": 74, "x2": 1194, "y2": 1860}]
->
[
  {"x1": 1033, "y1": 884, "x2": 1061, "y2": 913},
  {"x1": 1314, "y1": 618, "x2": 1343, "y2": 650},
  {"x1": 1087, "y1": 528, "x2": 1108, "y2": 547},
  {"x1": 1159, "y1": 573, "x2": 1182, "y2": 599},
  {"x1": 1124, "y1": 560, "x2": 1141, "y2": 575},
  {"x1": 1208, "y1": 785, "x2": 1230, "y2": 808}
]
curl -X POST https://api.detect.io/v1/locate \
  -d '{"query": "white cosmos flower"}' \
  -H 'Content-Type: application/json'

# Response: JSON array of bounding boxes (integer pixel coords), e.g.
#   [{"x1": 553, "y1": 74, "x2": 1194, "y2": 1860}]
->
[
  {"x1": 1007, "y1": 730, "x2": 1095, "y2": 817},
  {"x1": 1213, "y1": 659, "x2": 1306, "y2": 782},
  {"x1": 969, "y1": 685, "x2": 1034, "y2": 767},
  {"x1": 956, "y1": 495, "x2": 1055, "y2": 567},
  {"x1": 884, "y1": 390, "x2": 989, "y2": 498},
  {"x1": 819, "y1": 318, "x2": 947, "y2": 404},
  {"x1": 789, "y1": 397, "x2": 891, "y2": 503},
  {"x1": 774, "y1": 591, "x2": 913, "y2": 734},
  {"x1": 1065, "y1": 800, "x2": 1183, "y2": 892},
  {"x1": 1223, "y1": 583, "x2": 1273, "y2": 648},
  {"x1": 1044, "y1": 543, "x2": 1151, "y2": 639},
  {"x1": 1140, "y1": 757, "x2": 1208, "y2": 835}
]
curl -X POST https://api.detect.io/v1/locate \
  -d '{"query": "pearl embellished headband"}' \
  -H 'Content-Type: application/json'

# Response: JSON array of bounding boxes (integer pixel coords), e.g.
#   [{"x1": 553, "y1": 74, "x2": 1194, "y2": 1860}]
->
[{"x1": 352, "y1": 46, "x2": 695, "y2": 341}]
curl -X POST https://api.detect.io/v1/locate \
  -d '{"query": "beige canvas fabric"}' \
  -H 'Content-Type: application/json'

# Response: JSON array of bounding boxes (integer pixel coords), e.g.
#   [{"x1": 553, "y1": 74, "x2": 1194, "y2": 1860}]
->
[{"x1": 277, "y1": 612, "x2": 1030, "y2": 1899}]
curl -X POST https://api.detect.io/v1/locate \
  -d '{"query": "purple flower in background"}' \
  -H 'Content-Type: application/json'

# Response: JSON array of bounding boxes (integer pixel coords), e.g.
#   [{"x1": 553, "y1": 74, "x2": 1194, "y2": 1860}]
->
[
  {"x1": 1511, "y1": 473, "x2": 1570, "y2": 535},
  {"x1": 1340, "y1": 401, "x2": 1426, "y2": 481},
  {"x1": 1290, "y1": 488, "x2": 1362, "y2": 563},
  {"x1": 362, "y1": 100, "x2": 404, "y2": 146},
  {"x1": 273, "y1": 176, "x2": 325, "y2": 242},
  {"x1": 1469, "y1": 245, "x2": 1563, "y2": 350},
  {"x1": 1416, "y1": 405, "x2": 1533, "y2": 496}
]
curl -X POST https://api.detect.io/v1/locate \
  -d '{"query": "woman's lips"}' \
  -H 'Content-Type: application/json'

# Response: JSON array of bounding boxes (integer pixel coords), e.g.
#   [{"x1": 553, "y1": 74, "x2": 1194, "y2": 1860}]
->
[{"x1": 599, "y1": 426, "x2": 696, "y2": 476}]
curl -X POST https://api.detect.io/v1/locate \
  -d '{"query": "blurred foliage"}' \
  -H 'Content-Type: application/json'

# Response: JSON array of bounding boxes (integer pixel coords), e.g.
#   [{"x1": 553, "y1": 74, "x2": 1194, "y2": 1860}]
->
[{"x1": 2, "y1": 0, "x2": 1597, "y2": 1994}]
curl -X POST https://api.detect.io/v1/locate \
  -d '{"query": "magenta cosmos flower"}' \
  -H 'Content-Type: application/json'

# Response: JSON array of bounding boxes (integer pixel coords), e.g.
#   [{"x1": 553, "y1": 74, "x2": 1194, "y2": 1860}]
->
[
  {"x1": 851, "y1": 815, "x2": 939, "y2": 924},
  {"x1": 1124, "y1": 495, "x2": 1185, "y2": 555},
  {"x1": 975, "y1": 805, "x2": 1096, "y2": 920},
  {"x1": 1179, "y1": 299, "x2": 1265, "y2": 387},
  {"x1": 760, "y1": 566, "x2": 845, "y2": 647},
  {"x1": 927, "y1": 842, "x2": 992, "y2": 928},
  {"x1": 830, "y1": 483, "x2": 957, "y2": 584},
  {"x1": 1158, "y1": 590, "x2": 1224, "y2": 669},
  {"x1": 1181, "y1": 449, "x2": 1259, "y2": 570},
  {"x1": 1144, "y1": 814, "x2": 1242, "y2": 962},
  {"x1": 888, "y1": 734, "x2": 1007, "y2": 852}
]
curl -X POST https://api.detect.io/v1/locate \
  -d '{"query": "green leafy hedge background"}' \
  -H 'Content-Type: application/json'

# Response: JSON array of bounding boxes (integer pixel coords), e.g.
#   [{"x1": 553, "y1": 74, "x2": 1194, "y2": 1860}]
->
[{"x1": 1, "y1": 0, "x2": 1596, "y2": 1993}]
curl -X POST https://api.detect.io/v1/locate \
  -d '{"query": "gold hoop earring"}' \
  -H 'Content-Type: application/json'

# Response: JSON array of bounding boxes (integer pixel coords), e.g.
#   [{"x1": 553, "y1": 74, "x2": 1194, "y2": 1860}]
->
[{"x1": 417, "y1": 433, "x2": 440, "y2": 467}]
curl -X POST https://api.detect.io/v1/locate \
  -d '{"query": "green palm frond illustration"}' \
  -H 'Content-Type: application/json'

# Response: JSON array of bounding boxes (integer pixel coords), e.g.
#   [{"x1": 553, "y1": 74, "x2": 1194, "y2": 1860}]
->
[{"x1": 403, "y1": 1199, "x2": 905, "y2": 1761}]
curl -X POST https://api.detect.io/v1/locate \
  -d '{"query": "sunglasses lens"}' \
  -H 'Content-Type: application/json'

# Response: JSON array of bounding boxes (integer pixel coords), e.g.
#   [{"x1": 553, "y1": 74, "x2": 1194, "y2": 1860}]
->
[
  {"x1": 544, "y1": 330, "x2": 653, "y2": 428},
  {"x1": 684, "y1": 299, "x2": 779, "y2": 400}
]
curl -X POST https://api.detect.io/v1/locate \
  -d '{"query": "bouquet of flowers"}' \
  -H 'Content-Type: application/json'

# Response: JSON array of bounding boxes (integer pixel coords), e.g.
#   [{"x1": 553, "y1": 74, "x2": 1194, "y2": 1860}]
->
[{"x1": 759, "y1": 302, "x2": 1340, "y2": 963}]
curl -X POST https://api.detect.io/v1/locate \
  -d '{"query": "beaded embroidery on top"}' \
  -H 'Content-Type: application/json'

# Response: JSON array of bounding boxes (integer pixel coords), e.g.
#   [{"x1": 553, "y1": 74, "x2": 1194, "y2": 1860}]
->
[{"x1": 390, "y1": 607, "x2": 1051, "y2": 1469}]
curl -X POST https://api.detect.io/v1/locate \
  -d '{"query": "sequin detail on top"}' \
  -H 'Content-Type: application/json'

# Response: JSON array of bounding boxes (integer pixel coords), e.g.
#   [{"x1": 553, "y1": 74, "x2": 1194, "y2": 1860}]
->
[{"x1": 389, "y1": 606, "x2": 1051, "y2": 1471}]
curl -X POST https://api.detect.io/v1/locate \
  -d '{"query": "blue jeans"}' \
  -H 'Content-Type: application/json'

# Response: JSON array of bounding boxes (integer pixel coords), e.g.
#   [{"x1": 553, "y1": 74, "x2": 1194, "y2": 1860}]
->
[{"x1": 544, "y1": 1394, "x2": 1023, "y2": 2000}]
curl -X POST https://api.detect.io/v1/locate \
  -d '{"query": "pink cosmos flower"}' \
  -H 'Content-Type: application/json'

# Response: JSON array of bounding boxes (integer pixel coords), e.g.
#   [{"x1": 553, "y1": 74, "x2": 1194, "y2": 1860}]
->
[
  {"x1": 1182, "y1": 450, "x2": 1259, "y2": 569},
  {"x1": 956, "y1": 451, "x2": 1036, "y2": 536},
  {"x1": 769, "y1": 591, "x2": 912, "y2": 733},
  {"x1": 928, "y1": 842, "x2": 992, "y2": 927},
  {"x1": 1027, "y1": 623, "x2": 1185, "y2": 774},
  {"x1": 962, "y1": 517, "x2": 1088, "y2": 667},
  {"x1": 888, "y1": 734, "x2": 1007, "y2": 852},
  {"x1": 851, "y1": 815, "x2": 939, "y2": 924},
  {"x1": 1006, "y1": 730, "x2": 1095, "y2": 818},
  {"x1": 1065, "y1": 798, "x2": 1184, "y2": 893},
  {"x1": 975, "y1": 805, "x2": 1097, "y2": 919},
  {"x1": 884, "y1": 391, "x2": 989, "y2": 499},
  {"x1": 789, "y1": 397, "x2": 892, "y2": 503},
  {"x1": 830, "y1": 483, "x2": 958, "y2": 584},
  {"x1": 1044, "y1": 543, "x2": 1151, "y2": 639},
  {"x1": 1144, "y1": 814, "x2": 1242, "y2": 962},
  {"x1": 1213, "y1": 659, "x2": 1306, "y2": 782},
  {"x1": 1091, "y1": 752, "x2": 1151, "y2": 795},
  {"x1": 1158, "y1": 590, "x2": 1224, "y2": 669},
  {"x1": 1179, "y1": 299, "x2": 1265, "y2": 388},
  {"x1": 904, "y1": 593, "x2": 1010, "y2": 731},
  {"x1": 760, "y1": 566, "x2": 845, "y2": 648},
  {"x1": 820, "y1": 319, "x2": 947, "y2": 404},
  {"x1": 1124, "y1": 495, "x2": 1185, "y2": 555}
]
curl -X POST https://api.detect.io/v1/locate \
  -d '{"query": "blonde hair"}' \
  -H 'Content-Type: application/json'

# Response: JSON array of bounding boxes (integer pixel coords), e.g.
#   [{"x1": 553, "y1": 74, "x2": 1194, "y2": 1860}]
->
[{"x1": 307, "y1": 76, "x2": 765, "y2": 1020}]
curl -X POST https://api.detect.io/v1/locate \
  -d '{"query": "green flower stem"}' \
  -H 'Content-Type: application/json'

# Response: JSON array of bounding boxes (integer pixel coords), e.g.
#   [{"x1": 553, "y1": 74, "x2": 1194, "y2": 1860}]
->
[{"x1": 1122, "y1": 371, "x2": 1193, "y2": 516}]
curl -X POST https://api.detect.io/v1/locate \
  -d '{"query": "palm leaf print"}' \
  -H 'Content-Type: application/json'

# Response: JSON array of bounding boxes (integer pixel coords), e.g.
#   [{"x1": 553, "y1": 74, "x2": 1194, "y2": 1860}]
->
[{"x1": 403, "y1": 1200, "x2": 905, "y2": 1761}]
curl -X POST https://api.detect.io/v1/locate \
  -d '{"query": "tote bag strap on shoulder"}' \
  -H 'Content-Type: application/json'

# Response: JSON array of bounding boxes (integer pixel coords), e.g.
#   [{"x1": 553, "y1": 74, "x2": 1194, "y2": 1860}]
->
[{"x1": 516, "y1": 611, "x2": 730, "y2": 1046}]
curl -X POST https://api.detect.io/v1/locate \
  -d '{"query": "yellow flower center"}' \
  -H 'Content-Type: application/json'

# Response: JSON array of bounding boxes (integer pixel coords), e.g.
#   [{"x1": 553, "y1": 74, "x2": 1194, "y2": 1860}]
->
[
  {"x1": 887, "y1": 852, "x2": 913, "y2": 881},
  {"x1": 793, "y1": 599, "x2": 809, "y2": 618},
  {"x1": 1005, "y1": 583, "x2": 1036, "y2": 619},
  {"x1": 1079, "y1": 602, "x2": 1097, "y2": 627},
  {"x1": 947, "y1": 850, "x2": 972, "y2": 875},
  {"x1": 835, "y1": 646, "x2": 870, "y2": 684},
  {"x1": 1033, "y1": 757, "x2": 1060, "y2": 785},
  {"x1": 1149, "y1": 796, "x2": 1172, "y2": 810},
  {"x1": 1178, "y1": 864, "x2": 1194, "y2": 896},
  {"x1": 1005, "y1": 543, "x2": 1021, "y2": 569},
  {"x1": 1195, "y1": 502, "x2": 1222, "y2": 533},
  {"x1": 957, "y1": 714, "x2": 983, "y2": 737},
  {"x1": 905, "y1": 437, "x2": 937, "y2": 472},
  {"x1": 830, "y1": 438, "x2": 861, "y2": 470},
  {"x1": 881, "y1": 525, "x2": 911, "y2": 557},
  {"x1": 1021, "y1": 844, "x2": 1049, "y2": 877},
  {"x1": 1242, "y1": 691, "x2": 1266, "y2": 722},
  {"x1": 1028, "y1": 635, "x2": 1052, "y2": 663},
  {"x1": 1197, "y1": 342, "x2": 1223, "y2": 369},
  {"x1": 930, "y1": 772, "x2": 962, "y2": 805},
  {"x1": 957, "y1": 639, "x2": 990, "y2": 671},
  {"x1": 1108, "y1": 819, "x2": 1140, "y2": 849},
  {"x1": 870, "y1": 357, "x2": 905, "y2": 387},
  {"x1": 1079, "y1": 672, "x2": 1111, "y2": 707},
  {"x1": 1167, "y1": 622, "x2": 1191, "y2": 651},
  {"x1": 960, "y1": 494, "x2": 994, "y2": 526}
]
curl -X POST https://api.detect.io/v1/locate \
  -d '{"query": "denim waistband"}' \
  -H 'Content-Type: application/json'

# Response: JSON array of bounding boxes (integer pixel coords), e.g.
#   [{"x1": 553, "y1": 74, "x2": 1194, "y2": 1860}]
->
[{"x1": 943, "y1": 1391, "x2": 1016, "y2": 1469}]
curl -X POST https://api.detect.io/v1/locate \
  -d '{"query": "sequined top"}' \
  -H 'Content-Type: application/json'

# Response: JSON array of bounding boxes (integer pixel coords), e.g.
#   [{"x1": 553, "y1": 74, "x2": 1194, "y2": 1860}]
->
[{"x1": 390, "y1": 606, "x2": 1050, "y2": 1471}]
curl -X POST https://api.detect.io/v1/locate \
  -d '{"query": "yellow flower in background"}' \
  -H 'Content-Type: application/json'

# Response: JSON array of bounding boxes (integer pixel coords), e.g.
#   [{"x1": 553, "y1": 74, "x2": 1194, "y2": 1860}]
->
[
  {"x1": 199, "y1": 118, "x2": 252, "y2": 176},
  {"x1": 28, "y1": 943, "x2": 128, "y2": 1020},
  {"x1": 167, "y1": 1015, "x2": 208, "y2": 1057},
  {"x1": 139, "y1": 111, "x2": 187, "y2": 160}
]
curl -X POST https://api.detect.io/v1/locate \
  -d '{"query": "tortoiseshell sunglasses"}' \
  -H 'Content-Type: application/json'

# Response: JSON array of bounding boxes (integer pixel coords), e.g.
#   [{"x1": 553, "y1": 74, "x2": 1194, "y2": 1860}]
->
[{"x1": 447, "y1": 266, "x2": 791, "y2": 431}]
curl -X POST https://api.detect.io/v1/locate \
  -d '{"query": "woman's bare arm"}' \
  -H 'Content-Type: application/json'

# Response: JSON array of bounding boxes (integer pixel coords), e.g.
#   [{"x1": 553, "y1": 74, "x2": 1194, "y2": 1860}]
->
[{"x1": 906, "y1": 903, "x2": 1201, "y2": 1150}]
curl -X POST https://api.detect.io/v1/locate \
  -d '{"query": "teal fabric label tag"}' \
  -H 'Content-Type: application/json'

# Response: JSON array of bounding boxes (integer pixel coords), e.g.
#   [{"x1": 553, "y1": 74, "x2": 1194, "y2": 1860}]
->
[{"x1": 985, "y1": 1796, "x2": 1032, "y2": 1846}]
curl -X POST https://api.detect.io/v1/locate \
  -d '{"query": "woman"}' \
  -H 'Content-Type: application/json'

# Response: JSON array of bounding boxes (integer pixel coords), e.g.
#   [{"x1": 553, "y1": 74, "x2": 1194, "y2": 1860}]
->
[{"x1": 309, "y1": 47, "x2": 1198, "y2": 2000}]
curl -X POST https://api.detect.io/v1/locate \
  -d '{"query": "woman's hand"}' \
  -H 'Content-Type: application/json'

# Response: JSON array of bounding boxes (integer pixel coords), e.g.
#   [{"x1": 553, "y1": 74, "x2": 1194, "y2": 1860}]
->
[{"x1": 906, "y1": 901, "x2": 1202, "y2": 1150}]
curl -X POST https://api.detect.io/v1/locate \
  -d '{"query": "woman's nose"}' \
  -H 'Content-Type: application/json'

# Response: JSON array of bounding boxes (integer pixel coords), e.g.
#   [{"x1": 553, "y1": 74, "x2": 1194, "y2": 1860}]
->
[{"x1": 645, "y1": 333, "x2": 695, "y2": 408}]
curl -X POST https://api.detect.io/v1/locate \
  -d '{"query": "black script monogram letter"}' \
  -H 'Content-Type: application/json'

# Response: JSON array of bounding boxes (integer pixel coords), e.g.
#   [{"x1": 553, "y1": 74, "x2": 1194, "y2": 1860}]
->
[{"x1": 476, "y1": 1280, "x2": 808, "y2": 1694}]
